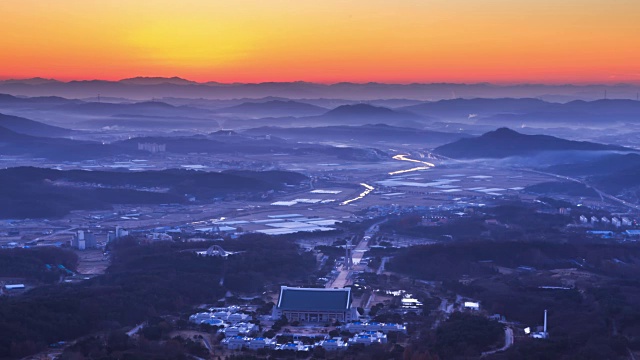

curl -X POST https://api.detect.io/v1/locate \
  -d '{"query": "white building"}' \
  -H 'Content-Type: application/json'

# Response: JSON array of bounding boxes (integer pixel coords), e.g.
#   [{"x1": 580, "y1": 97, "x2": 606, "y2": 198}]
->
[
  {"x1": 248, "y1": 337, "x2": 277, "y2": 350},
  {"x1": 342, "y1": 321, "x2": 407, "y2": 334},
  {"x1": 317, "y1": 338, "x2": 348, "y2": 351},
  {"x1": 223, "y1": 336, "x2": 249, "y2": 350},
  {"x1": 223, "y1": 322, "x2": 256, "y2": 337},
  {"x1": 189, "y1": 312, "x2": 227, "y2": 327},
  {"x1": 464, "y1": 301, "x2": 481, "y2": 311},
  {"x1": 275, "y1": 342, "x2": 312, "y2": 352},
  {"x1": 349, "y1": 331, "x2": 387, "y2": 345},
  {"x1": 612, "y1": 217, "x2": 622, "y2": 228}
]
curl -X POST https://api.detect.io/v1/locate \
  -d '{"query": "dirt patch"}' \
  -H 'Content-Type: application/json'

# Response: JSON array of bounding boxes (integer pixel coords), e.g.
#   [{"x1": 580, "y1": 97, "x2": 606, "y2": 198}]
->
[{"x1": 75, "y1": 249, "x2": 110, "y2": 275}]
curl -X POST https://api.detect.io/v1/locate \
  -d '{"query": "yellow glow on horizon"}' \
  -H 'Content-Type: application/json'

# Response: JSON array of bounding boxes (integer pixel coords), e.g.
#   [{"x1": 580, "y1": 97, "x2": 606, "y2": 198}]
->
[{"x1": 0, "y1": 0, "x2": 639, "y2": 83}]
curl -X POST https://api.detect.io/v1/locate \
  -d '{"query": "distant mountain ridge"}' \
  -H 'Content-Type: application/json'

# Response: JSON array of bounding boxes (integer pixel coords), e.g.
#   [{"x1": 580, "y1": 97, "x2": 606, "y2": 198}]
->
[
  {"x1": 2, "y1": 78, "x2": 638, "y2": 101},
  {"x1": 242, "y1": 123, "x2": 469, "y2": 147},
  {"x1": 434, "y1": 127, "x2": 631, "y2": 159},
  {"x1": 214, "y1": 100, "x2": 327, "y2": 117}
]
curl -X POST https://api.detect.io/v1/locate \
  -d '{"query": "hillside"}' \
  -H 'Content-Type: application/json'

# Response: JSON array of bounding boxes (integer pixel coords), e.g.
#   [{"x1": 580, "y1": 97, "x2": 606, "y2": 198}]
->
[
  {"x1": 401, "y1": 98, "x2": 551, "y2": 119},
  {"x1": 0, "y1": 125, "x2": 117, "y2": 160},
  {"x1": 214, "y1": 100, "x2": 327, "y2": 117},
  {"x1": 116, "y1": 133, "x2": 386, "y2": 161},
  {"x1": 0, "y1": 167, "x2": 307, "y2": 219},
  {"x1": 0, "y1": 112, "x2": 72, "y2": 137},
  {"x1": 434, "y1": 127, "x2": 630, "y2": 159},
  {"x1": 242, "y1": 123, "x2": 468, "y2": 147},
  {"x1": 544, "y1": 153, "x2": 640, "y2": 177}
]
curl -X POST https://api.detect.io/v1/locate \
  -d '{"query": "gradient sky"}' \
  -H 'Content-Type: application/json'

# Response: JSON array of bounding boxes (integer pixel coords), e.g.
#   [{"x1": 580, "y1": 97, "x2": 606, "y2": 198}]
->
[{"x1": 1, "y1": 0, "x2": 639, "y2": 84}]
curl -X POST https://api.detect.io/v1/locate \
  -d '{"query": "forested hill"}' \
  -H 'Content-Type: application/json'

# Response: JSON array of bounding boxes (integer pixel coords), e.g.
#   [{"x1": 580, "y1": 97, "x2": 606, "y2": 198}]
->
[{"x1": 0, "y1": 167, "x2": 307, "y2": 219}]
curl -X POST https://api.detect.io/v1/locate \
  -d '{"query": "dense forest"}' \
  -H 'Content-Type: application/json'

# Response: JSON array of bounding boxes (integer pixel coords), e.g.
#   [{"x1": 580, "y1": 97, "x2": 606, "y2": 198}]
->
[
  {"x1": 390, "y1": 240, "x2": 640, "y2": 359},
  {"x1": 0, "y1": 247, "x2": 78, "y2": 283},
  {"x1": 0, "y1": 234, "x2": 316, "y2": 358},
  {"x1": 0, "y1": 167, "x2": 307, "y2": 218},
  {"x1": 381, "y1": 201, "x2": 573, "y2": 241}
]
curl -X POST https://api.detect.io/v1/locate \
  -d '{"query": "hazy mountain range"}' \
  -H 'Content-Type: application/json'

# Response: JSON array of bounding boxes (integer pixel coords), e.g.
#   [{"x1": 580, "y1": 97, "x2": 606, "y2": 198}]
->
[{"x1": 2, "y1": 77, "x2": 639, "y2": 101}]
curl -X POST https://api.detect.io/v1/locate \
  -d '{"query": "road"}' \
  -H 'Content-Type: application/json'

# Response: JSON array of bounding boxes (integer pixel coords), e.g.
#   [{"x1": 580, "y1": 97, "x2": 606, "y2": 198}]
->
[
  {"x1": 34, "y1": 226, "x2": 76, "y2": 242},
  {"x1": 126, "y1": 323, "x2": 145, "y2": 336},
  {"x1": 340, "y1": 183, "x2": 375, "y2": 206},
  {"x1": 377, "y1": 256, "x2": 389, "y2": 275},
  {"x1": 325, "y1": 220, "x2": 385, "y2": 289},
  {"x1": 481, "y1": 326, "x2": 514, "y2": 357},
  {"x1": 389, "y1": 154, "x2": 436, "y2": 175}
]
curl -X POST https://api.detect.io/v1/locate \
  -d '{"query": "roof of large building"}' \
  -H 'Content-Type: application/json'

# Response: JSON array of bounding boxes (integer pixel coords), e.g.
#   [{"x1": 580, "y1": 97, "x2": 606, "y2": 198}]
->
[{"x1": 277, "y1": 286, "x2": 352, "y2": 311}]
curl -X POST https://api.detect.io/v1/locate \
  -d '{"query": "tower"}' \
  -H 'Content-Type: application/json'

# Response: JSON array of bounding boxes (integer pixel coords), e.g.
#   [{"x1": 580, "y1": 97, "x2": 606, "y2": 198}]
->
[
  {"x1": 345, "y1": 238, "x2": 354, "y2": 269},
  {"x1": 543, "y1": 309, "x2": 548, "y2": 335}
]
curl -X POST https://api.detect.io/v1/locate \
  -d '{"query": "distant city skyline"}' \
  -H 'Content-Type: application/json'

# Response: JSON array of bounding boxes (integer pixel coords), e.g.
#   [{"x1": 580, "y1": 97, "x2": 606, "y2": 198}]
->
[{"x1": 1, "y1": 0, "x2": 639, "y2": 84}]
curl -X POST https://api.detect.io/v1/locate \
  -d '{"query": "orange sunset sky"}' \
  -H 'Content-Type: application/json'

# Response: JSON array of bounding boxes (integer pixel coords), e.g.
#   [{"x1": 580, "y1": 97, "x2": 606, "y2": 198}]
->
[{"x1": 1, "y1": 0, "x2": 639, "y2": 84}]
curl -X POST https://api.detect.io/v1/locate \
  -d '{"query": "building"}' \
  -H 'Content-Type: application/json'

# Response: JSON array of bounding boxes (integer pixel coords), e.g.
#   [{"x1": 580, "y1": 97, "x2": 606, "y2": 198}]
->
[
  {"x1": 223, "y1": 322, "x2": 257, "y2": 336},
  {"x1": 4, "y1": 284, "x2": 25, "y2": 290},
  {"x1": 138, "y1": 142, "x2": 166, "y2": 153},
  {"x1": 71, "y1": 230, "x2": 97, "y2": 250},
  {"x1": 223, "y1": 336, "x2": 249, "y2": 350},
  {"x1": 317, "y1": 338, "x2": 348, "y2": 351},
  {"x1": 348, "y1": 331, "x2": 387, "y2": 346},
  {"x1": 272, "y1": 286, "x2": 358, "y2": 323},
  {"x1": 612, "y1": 217, "x2": 622, "y2": 228},
  {"x1": 342, "y1": 321, "x2": 407, "y2": 334},
  {"x1": 248, "y1": 337, "x2": 277, "y2": 350},
  {"x1": 625, "y1": 230, "x2": 640, "y2": 238}
]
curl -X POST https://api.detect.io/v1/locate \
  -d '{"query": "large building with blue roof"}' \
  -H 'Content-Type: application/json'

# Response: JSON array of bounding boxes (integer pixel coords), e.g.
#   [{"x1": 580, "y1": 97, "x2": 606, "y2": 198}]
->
[{"x1": 272, "y1": 286, "x2": 358, "y2": 323}]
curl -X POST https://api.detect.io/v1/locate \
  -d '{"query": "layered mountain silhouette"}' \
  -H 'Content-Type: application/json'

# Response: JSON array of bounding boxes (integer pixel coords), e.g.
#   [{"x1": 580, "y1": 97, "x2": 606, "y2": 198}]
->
[
  {"x1": 0, "y1": 125, "x2": 114, "y2": 160},
  {"x1": 242, "y1": 123, "x2": 468, "y2": 147},
  {"x1": 214, "y1": 100, "x2": 327, "y2": 117},
  {"x1": 0, "y1": 113, "x2": 72, "y2": 137},
  {"x1": 3, "y1": 78, "x2": 638, "y2": 101},
  {"x1": 434, "y1": 127, "x2": 630, "y2": 159}
]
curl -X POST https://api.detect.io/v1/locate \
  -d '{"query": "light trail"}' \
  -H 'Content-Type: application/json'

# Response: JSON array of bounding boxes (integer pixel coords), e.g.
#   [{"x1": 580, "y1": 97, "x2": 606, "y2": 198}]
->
[
  {"x1": 340, "y1": 183, "x2": 375, "y2": 205},
  {"x1": 389, "y1": 166, "x2": 432, "y2": 175},
  {"x1": 389, "y1": 154, "x2": 435, "y2": 175}
]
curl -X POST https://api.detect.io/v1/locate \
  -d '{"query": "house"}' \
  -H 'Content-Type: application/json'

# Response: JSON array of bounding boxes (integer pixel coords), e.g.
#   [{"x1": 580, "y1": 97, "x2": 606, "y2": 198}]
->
[{"x1": 317, "y1": 338, "x2": 348, "y2": 351}]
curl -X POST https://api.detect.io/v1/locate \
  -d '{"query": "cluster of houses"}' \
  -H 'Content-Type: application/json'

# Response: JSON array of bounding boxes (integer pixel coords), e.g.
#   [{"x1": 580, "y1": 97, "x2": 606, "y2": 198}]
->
[
  {"x1": 579, "y1": 215, "x2": 633, "y2": 228},
  {"x1": 209, "y1": 287, "x2": 409, "y2": 353},
  {"x1": 221, "y1": 330, "x2": 392, "y2": 352},
  {"x1": 189, "y1": 306, "x2": 255, "y2": 336}
]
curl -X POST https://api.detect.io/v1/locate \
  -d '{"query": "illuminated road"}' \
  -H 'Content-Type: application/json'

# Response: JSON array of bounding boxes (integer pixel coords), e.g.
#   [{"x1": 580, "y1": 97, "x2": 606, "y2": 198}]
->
[
  {"x1": 340, "y1": 183, "x2": 375, "y2": 205},
  {"x1": 389, "y1": 154, "x2": 435, "y2": 175}
]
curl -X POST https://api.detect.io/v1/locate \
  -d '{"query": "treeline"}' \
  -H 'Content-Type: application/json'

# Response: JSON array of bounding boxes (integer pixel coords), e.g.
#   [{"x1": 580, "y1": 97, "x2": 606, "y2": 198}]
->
[
  {"x1": 524, "y1": 181, "x2": 599, "y2": 198},
  {"x1": 390, "y1": 240, "x2": 640, "y2": 358},
  {"x1": 0, "y1": 247, "x2": 78, "y2": 283},
  {"x1": 381, "y1": 202, "x2": 573, "y2": 241},
  {"x1": 388, "y1": 241, "x2": 640, "y2": 281},
  {"x1": 0, "y1": 234, "x2": 317, "y2": 358},
  {"x1": 0, "y1": 167, "x2": 307, "y2": 219}
]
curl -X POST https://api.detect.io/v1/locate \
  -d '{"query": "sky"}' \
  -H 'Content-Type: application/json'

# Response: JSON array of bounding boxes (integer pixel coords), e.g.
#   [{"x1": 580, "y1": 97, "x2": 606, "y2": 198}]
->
[{"x1": 1, "y1": 0, "x2": 639, "y2": 84}]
